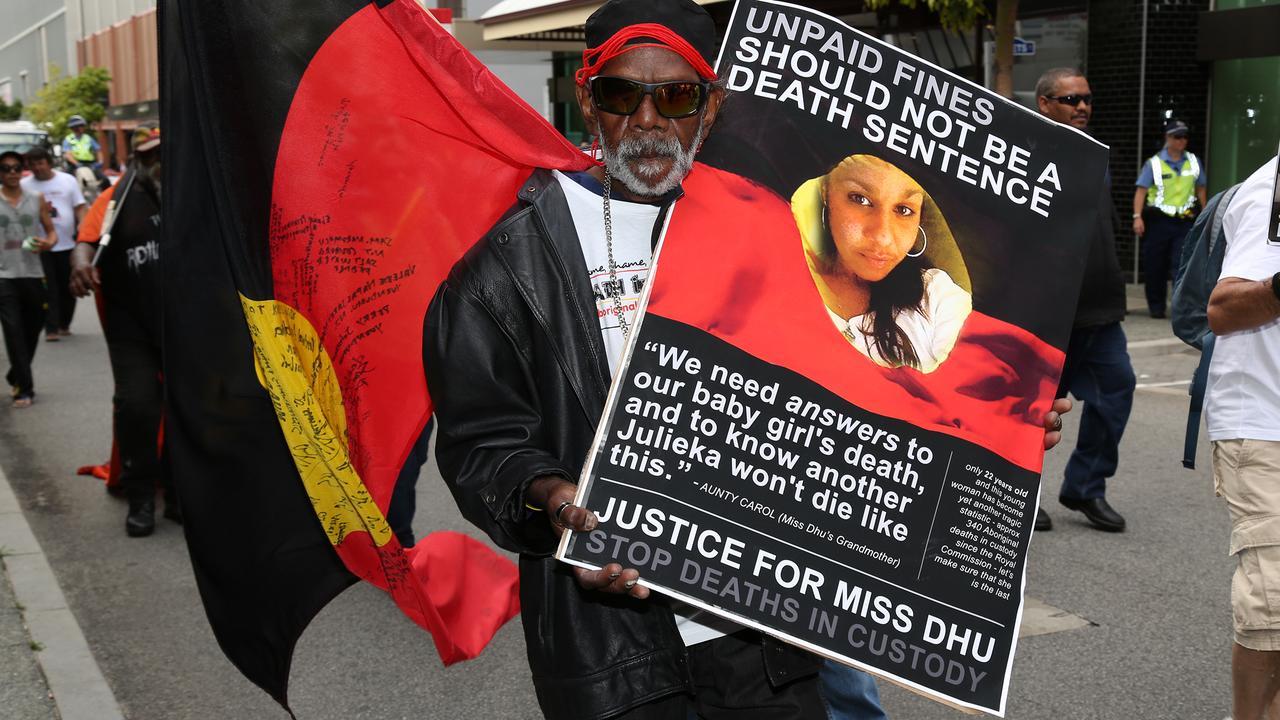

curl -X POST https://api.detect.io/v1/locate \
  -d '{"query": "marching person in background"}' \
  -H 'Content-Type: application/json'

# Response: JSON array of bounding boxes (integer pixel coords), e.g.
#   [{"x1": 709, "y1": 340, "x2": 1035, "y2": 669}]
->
[
  {"x1": 0, "y1": 150, "x2": 57, "y2": 407},
  {"x1": 1204, "y1": 153, "x2": 1280, "y2": 720},
  {"x1": 21, "y1": 146, "x2": 86, "y2": 341},
  {"x1": 70, "y1": 125, "x2": 171, "y2": 537},
  {"x1": 1033, "y1": 68, "x2": 1133, "y2": 533},
  {"x1": 1133, "y1": 119, "x2": 1207, "y2": 319}
]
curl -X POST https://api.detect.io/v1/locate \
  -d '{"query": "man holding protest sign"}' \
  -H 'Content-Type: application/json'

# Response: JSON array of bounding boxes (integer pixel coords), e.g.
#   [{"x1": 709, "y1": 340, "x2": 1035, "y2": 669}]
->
[
  {"x1": 1033, "y1": 68, "x2": 1133, "y2": 534},
  {"x1": 428, "y1": 2, "x2": 1077, "y2": 716}
]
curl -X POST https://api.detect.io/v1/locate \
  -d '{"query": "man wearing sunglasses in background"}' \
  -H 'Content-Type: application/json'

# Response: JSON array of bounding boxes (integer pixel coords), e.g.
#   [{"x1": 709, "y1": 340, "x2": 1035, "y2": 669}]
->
[
  {"x1": 423, "y1": 1, "x2": 828, "y2": 717},
  {"x1": 1033, "y1": 69, "x2": 1134, "y2": 534}
]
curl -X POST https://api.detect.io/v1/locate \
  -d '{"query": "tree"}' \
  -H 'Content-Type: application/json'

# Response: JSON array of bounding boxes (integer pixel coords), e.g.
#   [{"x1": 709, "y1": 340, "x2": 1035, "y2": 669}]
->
[
  {"x1": 26, "y1": 65, "x2": 111, "y2": 139},
  {"x1": 991, "y1": 0, "x2": 1018, "y2": 99},
  {"x1": 865, "y1": 0, "x2": 1021, "y2": 99},
  {"x1": 0, "y1": 98, "x2": 22, "y2": 122},
  {"x1": 865, "y1": 0, "x2": 986, "y2": 32}
]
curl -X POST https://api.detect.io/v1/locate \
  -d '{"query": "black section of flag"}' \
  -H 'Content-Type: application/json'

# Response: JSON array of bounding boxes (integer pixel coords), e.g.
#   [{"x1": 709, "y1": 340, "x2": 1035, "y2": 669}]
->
[{"x1": 160, "y1": 0, "x2": 367, "y2": 708}]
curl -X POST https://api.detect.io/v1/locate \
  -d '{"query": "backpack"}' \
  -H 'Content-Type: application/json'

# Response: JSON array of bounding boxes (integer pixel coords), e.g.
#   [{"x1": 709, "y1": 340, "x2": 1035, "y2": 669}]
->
[{"x1": 1170, "y1": 183, "x2": 1240, "y2": 469}]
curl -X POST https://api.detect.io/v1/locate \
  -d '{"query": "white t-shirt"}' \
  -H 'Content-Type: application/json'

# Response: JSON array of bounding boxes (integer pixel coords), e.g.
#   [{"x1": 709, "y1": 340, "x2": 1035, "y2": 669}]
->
[
  {"x1": 555, "y1": 170, "x2": 658, "y2": 373},
  {"x1": 827, "y1": 267, "x2": 972, "y2": 374},
  {"x1": 1206, "y1": 156, "x2": 1280, "y2": 443},
  {"x1": 20, "y1": 171, "x2": 84, "y2": 252},
  {"x1": 555, "y1": 169, "x2": 738, "y2": 646}
]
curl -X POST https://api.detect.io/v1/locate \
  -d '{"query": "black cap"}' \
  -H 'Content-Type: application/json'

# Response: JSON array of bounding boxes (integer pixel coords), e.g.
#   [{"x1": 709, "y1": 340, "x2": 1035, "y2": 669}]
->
[
  {"x1": 1164, "y1": 119, "x2": 1189, "y2": 137},
  {"x1": 584, "y1": 0, "x2": 716, "y2": 68}
]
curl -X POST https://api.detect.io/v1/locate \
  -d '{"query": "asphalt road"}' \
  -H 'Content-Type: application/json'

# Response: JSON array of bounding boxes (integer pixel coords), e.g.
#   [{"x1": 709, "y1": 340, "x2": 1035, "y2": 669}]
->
[{"x1": 0, "y1": 299, "x2": 1228, "y2": 719}]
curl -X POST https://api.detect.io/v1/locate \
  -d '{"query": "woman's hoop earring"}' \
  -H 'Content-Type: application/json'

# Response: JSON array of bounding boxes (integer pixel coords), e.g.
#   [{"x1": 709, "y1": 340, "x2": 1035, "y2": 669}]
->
[
  {"x1": 821, "y1": 203, "x2": 829, "y2": 231},
  {"x1": 906, "y1": 226, "x2": 928, "y2": 258}
]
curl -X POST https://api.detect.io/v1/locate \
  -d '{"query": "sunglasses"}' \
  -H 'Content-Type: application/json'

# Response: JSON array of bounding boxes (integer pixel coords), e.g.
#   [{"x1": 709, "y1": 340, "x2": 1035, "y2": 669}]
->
[
  {"x1": 0, "y1": 164, "x2": 23, "y2": 173},
  {"x1": 590, "y1": 76, "x2": 710, "y2": 119},
  {"x1": 1043, "y1": 93, "x2": 1093, "y2": 107}
]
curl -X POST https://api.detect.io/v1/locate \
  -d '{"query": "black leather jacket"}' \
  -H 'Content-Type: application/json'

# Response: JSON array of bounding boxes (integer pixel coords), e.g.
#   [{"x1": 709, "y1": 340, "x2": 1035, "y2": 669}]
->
[{"x1": 424, "y1": 169, "x2": 819, "y2": 719}]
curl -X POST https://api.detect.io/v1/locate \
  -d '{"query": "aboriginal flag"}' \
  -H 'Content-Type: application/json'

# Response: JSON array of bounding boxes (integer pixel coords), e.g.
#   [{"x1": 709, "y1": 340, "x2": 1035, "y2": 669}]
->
[{"x1": 161, "y1": 0, "x2": 591, "y2": 708}]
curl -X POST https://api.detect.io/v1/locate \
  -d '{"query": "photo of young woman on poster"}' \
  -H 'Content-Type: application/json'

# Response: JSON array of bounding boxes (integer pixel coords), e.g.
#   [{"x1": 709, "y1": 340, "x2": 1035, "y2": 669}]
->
[{"x1": 791, "y1": 154, "x2": 972, "y2": 373}]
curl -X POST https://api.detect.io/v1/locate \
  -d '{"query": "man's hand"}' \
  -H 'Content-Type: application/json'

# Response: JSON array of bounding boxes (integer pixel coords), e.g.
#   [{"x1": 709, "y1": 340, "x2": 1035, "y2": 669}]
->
[
  {"x1": 1132, "y1": 217, "x2": 1145, "y2": 236},
  {"x1": 1042, "y1": 397, "x2": 1072, "y2": 451},
  {"x1": 69, "y1": 244, "x2": 99, "y2": 297},
  {"x1": 35, "y1": 235, "x2": 55, "y2": 252},
  {"x1": 526, "y1": 475, "x2": 649, "y2": 599}
]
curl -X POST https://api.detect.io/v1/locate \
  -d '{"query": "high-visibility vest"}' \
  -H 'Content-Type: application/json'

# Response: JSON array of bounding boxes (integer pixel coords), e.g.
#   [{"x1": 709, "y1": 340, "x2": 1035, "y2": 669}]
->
[
  {"x1": 1147, "y1": 152, "x2": 1200, "y2": 218},
  {"x1": 65, "y1": 133, "x2": 96, "y2": 162}
]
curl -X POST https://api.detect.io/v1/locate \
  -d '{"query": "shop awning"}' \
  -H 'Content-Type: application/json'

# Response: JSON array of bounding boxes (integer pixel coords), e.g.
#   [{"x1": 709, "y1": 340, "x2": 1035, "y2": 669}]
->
[{"x1": 477, "y1": 0, "x2": 730, "y2": 42}]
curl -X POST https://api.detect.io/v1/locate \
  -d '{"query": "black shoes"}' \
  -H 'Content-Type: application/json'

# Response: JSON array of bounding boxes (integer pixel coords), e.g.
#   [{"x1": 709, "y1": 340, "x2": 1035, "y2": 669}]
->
[
  {"x1": 126, "y1": 499, "x2": 156, "y2": 537},
  {"x1": 1059, "y1": 496, "x2": 1126, "y2": 532},
  {"x1": 1035, "y1": 507, "x2": 1053, "y2": 531}
]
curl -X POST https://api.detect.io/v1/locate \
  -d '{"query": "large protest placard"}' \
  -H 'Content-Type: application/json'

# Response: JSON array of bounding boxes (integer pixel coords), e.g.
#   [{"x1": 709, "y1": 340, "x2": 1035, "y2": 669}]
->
[{"x1": 558, "y1": 1, "x2": 1108, "y2": 714}]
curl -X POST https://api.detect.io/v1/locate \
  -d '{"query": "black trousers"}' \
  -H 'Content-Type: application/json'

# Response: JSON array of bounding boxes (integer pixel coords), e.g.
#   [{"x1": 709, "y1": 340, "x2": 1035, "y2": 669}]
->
[
  {"x1": 388, "y1": 419, "x2": 434, "y2": 548},
  {"x1": 613, "y1": 631, "x2": 825, "y2": 720},
  {"x1": 0, "y1": 277, "x2": 47, "y2": 398},
  {"x1": 1142, "y1": 212, "x2": 1194, "y2": 315},
  {"x1": 102, "y1": 301, "x2": 165, "y2": 504},
  {"x1": 39, "y1": 249, "x2": 76, "y2": 332}
]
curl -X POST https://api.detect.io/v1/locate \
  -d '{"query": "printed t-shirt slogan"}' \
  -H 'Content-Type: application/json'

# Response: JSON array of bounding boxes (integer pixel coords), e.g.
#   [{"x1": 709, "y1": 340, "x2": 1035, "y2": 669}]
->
[{"x1": 558, "y1": 1, "x2": 1108, "y2": 716}]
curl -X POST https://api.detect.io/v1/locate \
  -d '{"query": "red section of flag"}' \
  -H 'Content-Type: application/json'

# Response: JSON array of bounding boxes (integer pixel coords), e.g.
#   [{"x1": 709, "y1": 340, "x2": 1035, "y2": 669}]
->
[
  {"x1": 267, "y1": 0, "x2": 590, "y2": 663},
  {"x1": 76, "y1": 463, "x2": 111, "y2": 481},
  {"x1": 648, "y1": 164, "x2": 1062, "y2": 473}
]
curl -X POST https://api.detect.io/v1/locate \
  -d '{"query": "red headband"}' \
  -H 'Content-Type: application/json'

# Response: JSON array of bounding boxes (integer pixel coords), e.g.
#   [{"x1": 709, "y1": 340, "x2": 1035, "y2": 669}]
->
[{"x1": 575, "y1": 23, "x2": 718, "y2": 86}]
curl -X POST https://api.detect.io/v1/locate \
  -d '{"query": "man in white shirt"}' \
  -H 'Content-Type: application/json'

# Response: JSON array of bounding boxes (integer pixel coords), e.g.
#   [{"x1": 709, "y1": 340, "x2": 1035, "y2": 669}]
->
[
  {"x1": 1206, "y1": 154, "x2": 1280, "y2": 720},
  {"x1": 425, "y1": 4, "x2": 823, "y2": 716},
  {"x1": 21, "y1": 146, "x2": 86, "y2": 340}
]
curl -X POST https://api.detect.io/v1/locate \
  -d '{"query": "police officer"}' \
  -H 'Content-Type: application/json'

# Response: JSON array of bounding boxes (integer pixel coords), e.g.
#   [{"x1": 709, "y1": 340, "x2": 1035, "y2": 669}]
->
[
  {"x1": 1133, "y1": 119, "x2": 1207, "y2": 318},
  {"x1": 61, "y1": 115, "x2": 103, "y2": 172}
]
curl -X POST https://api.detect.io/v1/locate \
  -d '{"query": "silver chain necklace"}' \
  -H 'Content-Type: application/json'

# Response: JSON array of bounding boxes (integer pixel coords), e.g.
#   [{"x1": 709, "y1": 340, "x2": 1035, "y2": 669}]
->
[{"x1": 602, "y1": 169, "x2": 630, "y2": 341}]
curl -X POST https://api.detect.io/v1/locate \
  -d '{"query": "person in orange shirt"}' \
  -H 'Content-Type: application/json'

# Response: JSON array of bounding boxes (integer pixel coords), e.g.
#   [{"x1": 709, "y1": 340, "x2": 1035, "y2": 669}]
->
[
  {"x1": 73, "y1": 182, "x2": 125, "y2": 492},
  {"x1": 77, "y1": 183, "x2": 115, "y2": 245}
]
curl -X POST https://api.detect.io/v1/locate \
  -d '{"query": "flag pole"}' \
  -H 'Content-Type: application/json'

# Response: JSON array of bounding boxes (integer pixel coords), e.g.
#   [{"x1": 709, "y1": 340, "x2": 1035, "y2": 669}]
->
[{"x1": 92, "y1": 166, "x2": 140, "y2": 267}]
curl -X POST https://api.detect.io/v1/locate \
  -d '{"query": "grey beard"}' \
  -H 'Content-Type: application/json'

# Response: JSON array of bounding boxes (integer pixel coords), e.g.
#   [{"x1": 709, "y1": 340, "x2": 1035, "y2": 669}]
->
[{"x1": 601, "y1": 117, "x2": 705, "y2": 198}]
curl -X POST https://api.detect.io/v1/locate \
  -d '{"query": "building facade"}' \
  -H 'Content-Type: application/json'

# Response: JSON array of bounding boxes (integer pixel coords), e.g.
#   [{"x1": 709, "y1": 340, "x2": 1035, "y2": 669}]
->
[
  {"x1": 0, "y1": 1, "x2": 73, "y2": 106},
  {"x1": 77, "y1": 1, "x2": 159, "y2": 166}
]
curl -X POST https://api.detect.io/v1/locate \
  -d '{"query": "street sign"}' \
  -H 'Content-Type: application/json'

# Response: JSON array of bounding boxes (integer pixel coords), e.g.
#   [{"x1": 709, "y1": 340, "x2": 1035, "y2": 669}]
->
[{"x1": 1013, "y1": 37, "x2": 1036, "y2": 56}]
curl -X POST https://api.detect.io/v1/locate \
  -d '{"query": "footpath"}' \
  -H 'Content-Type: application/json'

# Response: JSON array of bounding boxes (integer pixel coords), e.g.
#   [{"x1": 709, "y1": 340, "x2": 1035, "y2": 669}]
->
[{"x1": 0, "y1": 461, "x2": 123, "y2": 720}]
